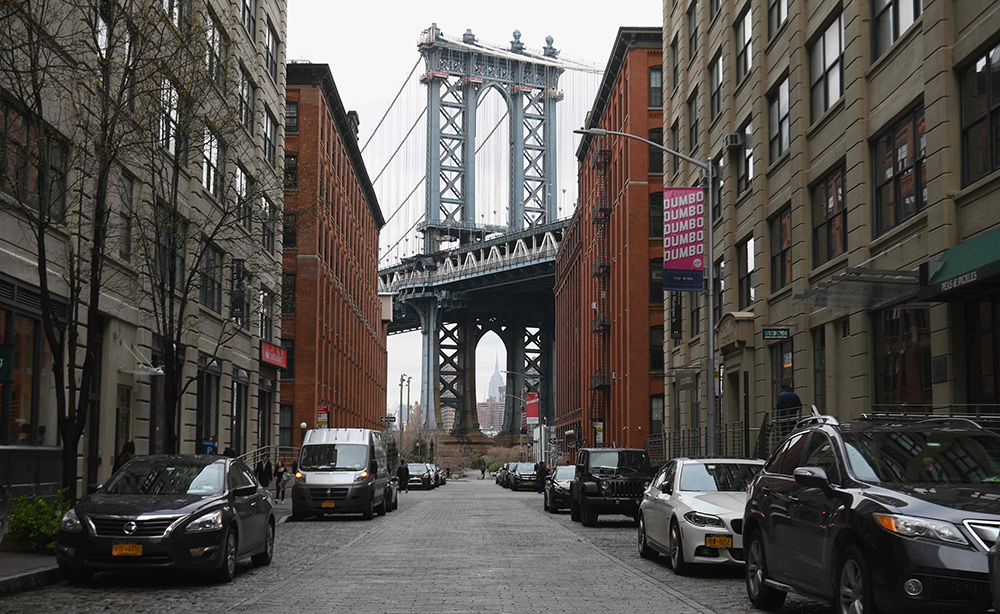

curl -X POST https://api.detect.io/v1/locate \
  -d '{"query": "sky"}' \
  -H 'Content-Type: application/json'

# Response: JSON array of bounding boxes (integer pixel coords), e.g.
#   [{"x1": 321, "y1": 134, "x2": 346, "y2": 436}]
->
[{"x1": 286, "y1": 0, "x2": 662, "y2": 414}]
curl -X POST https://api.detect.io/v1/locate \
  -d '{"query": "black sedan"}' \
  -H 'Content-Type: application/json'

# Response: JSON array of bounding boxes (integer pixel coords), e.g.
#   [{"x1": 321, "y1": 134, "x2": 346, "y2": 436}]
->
[
  {"x1": 57, "y1": 455, "x2": 274, "y2": 584},
  {"x1": 543, "y1": 465, "x2": 576, "y2": 512}
]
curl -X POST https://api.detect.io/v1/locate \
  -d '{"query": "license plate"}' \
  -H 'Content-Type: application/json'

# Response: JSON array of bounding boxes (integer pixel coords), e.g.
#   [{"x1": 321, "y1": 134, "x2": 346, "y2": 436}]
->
[
  {"x1": 321, "y1": 501, "x2": 336, "y2": 508},
  {"x1": 112, "y1": 543, "x2": 142, "y2": 556},
  {"x1": 705, "y1": 534, "x2": 733, "y2": 548}
]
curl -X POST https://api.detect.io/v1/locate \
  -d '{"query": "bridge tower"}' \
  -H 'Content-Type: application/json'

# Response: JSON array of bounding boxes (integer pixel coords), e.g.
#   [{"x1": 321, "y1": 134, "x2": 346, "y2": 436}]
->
[{"x1": 410, "y1": 24, "x2": 564, "y2": 437}]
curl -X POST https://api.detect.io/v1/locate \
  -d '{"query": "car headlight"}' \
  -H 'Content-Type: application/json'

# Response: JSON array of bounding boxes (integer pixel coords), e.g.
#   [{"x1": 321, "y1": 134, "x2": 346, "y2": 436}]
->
[
  {"x1": 874, "y1": 513, "x2": 968, "y2": 545},
  {"x1": 295, "y1": 471, "x2": 306, "y2": 484},
  {"x1": 186, "y1": 510, "x2": 224, "y2": 532},
  {"x1": 355, "y1": 470, "x2": 370, "y2": 482},
  {"x1": 684, "y1": 511, "x2": 726, "y2": 528},
  {"x1": 60, "y1": 509, "x2": 82, "y2": 532},
  {"x1": 554, "y1": 484, "x2": 569, "y2": 493},
  {"x1": 600, "y1": 480, "x2": 610, "y2": 491}
]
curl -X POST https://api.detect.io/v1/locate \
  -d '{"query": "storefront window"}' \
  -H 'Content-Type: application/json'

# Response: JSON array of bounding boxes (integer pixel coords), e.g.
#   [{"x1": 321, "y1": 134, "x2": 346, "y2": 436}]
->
[
  {"x1": 0, "y1": 307, "x2": 59, "y2": 446},
  {"x1": 874, "y1": 307, "x2": 931, "y2": 408},
  {"x1": 770, "y1": 339, "x2": 794, "y2": 412},
  {"x1": 965, "y1": 294, "x2": 1000, "y2": 412}
]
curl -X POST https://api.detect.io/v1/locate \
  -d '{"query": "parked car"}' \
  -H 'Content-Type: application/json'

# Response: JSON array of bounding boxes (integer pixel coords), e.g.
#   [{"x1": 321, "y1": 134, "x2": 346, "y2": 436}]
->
[
  {"x1": 509, "y1": 462, "x2": 539, "y2": 492},
  {"x1": 291, "y1": 428, "x2": 391, "y2": 520},
  {"x1": 387, "y1": 476, "x2": 399, "y2": 511},
  {"x1": 56, "y1": 455, "x2": 274, "y2": 584},
  {"x1": 436, "y1": 466, "x2": 447, "y2": 485},
  {"x1": 744, "y1": 415, "x2": 1000, "y2": 613},
  {"x1": 408, "y1": 463, "x2": 433, "y2": 489},
  {"x1": 496, "y1": 463, "x2": 512, "y2": 488},
  {"x1": 638, "y1": 458, "x2": 763, "y2": 574},
  {"x1": 543, "y1": 465, "x2": 576, "y2": 512},
  {"x1": 570, "y1": 448, "x2": 653, "y2": 526}
]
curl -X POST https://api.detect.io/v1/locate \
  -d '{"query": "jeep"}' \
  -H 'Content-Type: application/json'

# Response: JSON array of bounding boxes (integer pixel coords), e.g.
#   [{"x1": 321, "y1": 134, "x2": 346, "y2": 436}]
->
[{"x1": 570, "y1": 448, "x2": 652, "y2": 527}]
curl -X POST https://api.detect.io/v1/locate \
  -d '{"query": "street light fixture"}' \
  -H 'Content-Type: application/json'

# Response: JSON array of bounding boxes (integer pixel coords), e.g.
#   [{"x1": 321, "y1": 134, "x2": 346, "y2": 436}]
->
[{"x1": 574, "y1": 127, "x2": 718, "y2": 457}]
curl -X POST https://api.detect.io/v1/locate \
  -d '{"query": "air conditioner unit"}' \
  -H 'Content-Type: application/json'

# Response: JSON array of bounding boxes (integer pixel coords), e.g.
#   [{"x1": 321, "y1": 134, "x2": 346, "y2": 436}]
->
[
  {"x1": 591, "y1": 301, "x2": 598, "y2": 310},
  {"x1": 724, "y1": 132, "x2": 744, "y2": 150}
]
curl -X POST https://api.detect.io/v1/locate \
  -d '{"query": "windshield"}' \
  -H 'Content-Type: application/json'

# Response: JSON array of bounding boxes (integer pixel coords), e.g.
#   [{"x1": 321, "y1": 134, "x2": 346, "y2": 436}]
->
[
  {"x1": 408, "y1": 463, "x2": 428, "y2": 473},
  {"x1": 589, "y1": 450, "x2": 649, "y2": 471},
  {"x1": 554, "y1": 466, "x2": 576, "y2": 480},
  {"x1": 678, "y1": 462, "x2": 762, "y2": 492},
  {"x1": 515, "y1": 463, "x2": 535, "y2": 472},
  {"x1": 300, "y1": 444, "x2": 368, "y2": 471},
  {"x1": 104, "y1": 462, "x2": 224, "y2": 496},
  {"x1": 842, "y1": 429, "x2": 1000, "y2": 485}
]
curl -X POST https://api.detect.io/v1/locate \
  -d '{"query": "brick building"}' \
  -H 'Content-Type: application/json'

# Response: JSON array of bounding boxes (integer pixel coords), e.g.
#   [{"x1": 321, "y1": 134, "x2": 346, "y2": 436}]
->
[
  {"x1": 281, "y1": 63, "x2": 388, "y2": 446},
  {"x1": 555, "y1": 27, "x2": 664, "y2": 455}
]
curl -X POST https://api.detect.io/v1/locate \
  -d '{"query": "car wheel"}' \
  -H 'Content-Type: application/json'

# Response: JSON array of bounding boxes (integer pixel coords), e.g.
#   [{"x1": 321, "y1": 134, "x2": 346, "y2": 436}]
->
[
  {"x1": 637, "y1": 515, "x2": 656, "y2": 560},
  {"x1": 570, "y1": 499, "x2": 581, "y2": 522},
  {"x1": 215, "y1": 527, "x2": 238, "y2": 583},
  {"x1": 543, "y1": 491, "x2": 550, "y2": 511},
  {"x1": 252, "y1": 521, "x2": 274, "y2": 566},
  {"x1": 837, "y1": 545, "x2": 872, "y2": 614},
  {"x1": 392, "y1": 490, "x2": 399, "y2": 510},
  {"x1": 362, "y1": 495, "x2": 375, "y2": 520},
  {"x1": 745, "y1": 528, "x2": 786, "y2": 610},
  {"x1": 376, "y1": 491, "x2": 387, "y2": 516},
  {"x1": 669, "y1": 521, "x2": 690, "y2": 575},
  {"x1": 581, "y1": 500, "x2": 598, "y2": 527},
  {"x1": 63, "y1": 568, "x2": 92, "y2": 585}
]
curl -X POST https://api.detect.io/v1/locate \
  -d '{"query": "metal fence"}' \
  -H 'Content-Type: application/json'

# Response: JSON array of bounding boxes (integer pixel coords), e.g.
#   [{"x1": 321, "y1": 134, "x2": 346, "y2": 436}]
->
[{"x1": 645, "y1": 421, "x2": 757, "y2": 463}]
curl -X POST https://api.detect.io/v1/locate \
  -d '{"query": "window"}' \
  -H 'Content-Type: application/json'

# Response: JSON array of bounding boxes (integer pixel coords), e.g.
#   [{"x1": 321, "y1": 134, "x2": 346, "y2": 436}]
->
[
  {"x1": 671, "y1": 37, "x2": 679, "y2": 89},
  {"x1": 874, "y1": 0, "x2": 923, "y2": 60},
  {"x1": 768, "y1": 0, "x2": 787, "y2": 38},
  {"x1": 649, "y1": 66, "x2": 663, "y2": 108},
  {"x1": 769, "y1": 78, "x2": 790, "y2": 161},
  {"x1": 688, "y1": 1, "x2": 699, "y2": 58},
  {"x1": 231, "y1": 371, "x2": 248, "y2": 453},
  {"x1": 202, "y1": 128, "x2": 224, "y2": 200},
  {"x1": 238, "y1": 67, "x2": 255, "y2": 134},
  {"x1": 259, "y1": 288, "x2": 274, "y2": 341},
  {"x1": 963, "y1": 47, "x2": 1000, "y2": 186},
  {"x1": 233, "y1": 164, "x2": 252, "y2": 231},
  {"x1": 281, "y1": 273, "x2": 295, "y2": 314},
  {"x1": 650, "y1": 258, "x2": 664, "y2": 304},
  {"x1": 206, "y1": 16, "x2": 225, "y2": 86},
  {"x1": 670, "y1": 121, "x2": 680, "y2": 174},
  {"x1": 265, "y1": 20, "x2": 278, "y2": 82},
  {"x1": 651, "y1": 326, "x2": 665, "y2": 372},
  {"x1": 162, "y1": 0, "x2": 185, "y2": 29},
  {"x1": 688, "y1": 90, "x2": 699, "y2": 152},
  {"x1": 690, "y1": 292, "x2": 700, "y2": 336},
  {"x1": 196, "y1": 356, "x2": 220, "y2": 449},
  {"x1": 813, "y1": 327, "x2": 826, "y2": 412},
  {"x1": 284, "y1": 154, "x2": 297, "y2": 189},
  {"x1": 690, "y1": 373, "x2": 701, "y2": 431},
  {"x1": 649, "y1": 128, "x2": 663, "y2": 174},
  {"x1": 258, "y1": 380, "x2": 273, "y2": 447},
  {"x1": 650, "y1": 395, "x2": 665, "y2": 436},
  {"x1": 713, "y1": 260, "x2": 724, "y2": 325},
  {"x1": 261, "y1": 197, "x2": 275, "y2": 252},
  {"x1": 812, "y1": 165, "x2": 846, "y2": 265},
  {"x1": 240, "y1": 0, "x2": 256, "y2": 40},
  {"x1": 649, "y1": 192, "x2": 663, "y2": 238},
  {"x1": 737, "y1": 121, "x2": 753, "y2": 193},
  {"x1": 231, "y1": 259, "x2": 250, "y2": 328},
  {"x1": 770, "y1": 207, "x2": 792, "y2": 290},
  {"x1": 119, "y1": 175, "x2": 133, "y2": 260},
  {"x1": 282, "y1": 213, "x2": 296, "y2": 248},
  {"x1": 280, "y1": 339, "x2": 294, "y2": 380},
  {"x1": 279, "y1": 405, "x2": 293, "y2": 446},
  {"x1": 736, "y1": 9, "x2": 752, "y2": 84},
  {"x1": 874, "y1": 307, "x2": 931, "y2": 406},
  {"x1": 710, "y1": 54, "x2": 722, "y2": 120},
  {"x1": 710, "y1": 155, "x2": 722, "y2": 221},
  {"x1": 285, "y1": 101, "x2": 298, "y2": 133},
  {"x1": 200, "y1": 242, "x2": 223, "y2": 312},
  {"x1": 709, "y1": 0, "x2": 720, "y2": 21},
  {"x1": 874, "y1": 105, "x2": 925, "y2": 233},
  {"x1": 2, "y1": 105, "x2": 72, "y2": 220},
  {"x1": 810, "y1": 15, "x2": 844, "y2": 121},
  {"x1": 114, "y1": 386, "x2": 131, "y2": 462},
  {"x1": 770, "y1": 339, "x2": 794, "y2": 410},
  {"x1": 264, "y1": 109, "x2": 277, "y2": 165},
  {"x1": 738, "y1": 236, "x2": 755, "y2": 309},
  {"x1": 159, "y1": 80, "x2": 180, "y2": 156},
  {"x1": 0, "y1": 309, "x2": 60, "y2": 446},
  {"x1": 154, "y1": 212, "x2": 186, "y2": 287}
]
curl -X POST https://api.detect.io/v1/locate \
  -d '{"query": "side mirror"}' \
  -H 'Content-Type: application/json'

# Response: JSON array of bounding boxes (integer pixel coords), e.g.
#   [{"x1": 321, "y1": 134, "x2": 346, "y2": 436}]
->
[
  {"x1": 793, "y1": 467, "x2": 831, "y2": 490},
  {"x1": 370, "y1": 460, "x2": 378, "y2": 474},
  {"x1": 233, "y1": 484, "x2": 257, "y2": 497}
]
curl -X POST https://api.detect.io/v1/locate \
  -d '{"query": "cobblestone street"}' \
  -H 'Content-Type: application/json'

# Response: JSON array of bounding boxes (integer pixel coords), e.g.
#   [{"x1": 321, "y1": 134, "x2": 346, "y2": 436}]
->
[{"x1": 0, "y1": 479, "x2": 830, "y2": 613}]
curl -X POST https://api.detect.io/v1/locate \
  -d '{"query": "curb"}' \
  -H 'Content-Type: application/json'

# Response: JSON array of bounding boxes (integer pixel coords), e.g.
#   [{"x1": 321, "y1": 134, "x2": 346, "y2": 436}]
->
[{"x1": 0, "y1": 565, "x2": 62, "y2": 598}]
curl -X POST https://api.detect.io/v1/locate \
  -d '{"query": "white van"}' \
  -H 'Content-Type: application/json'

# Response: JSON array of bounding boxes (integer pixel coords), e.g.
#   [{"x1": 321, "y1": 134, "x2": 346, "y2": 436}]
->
[{"x1": 291, "y1": 428, "x2": 390, "y2": 520}]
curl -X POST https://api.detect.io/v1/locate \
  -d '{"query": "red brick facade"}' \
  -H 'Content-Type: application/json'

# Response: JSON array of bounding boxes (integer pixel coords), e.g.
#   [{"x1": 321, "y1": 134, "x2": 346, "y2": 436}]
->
[
  {"x1": 282, "y1": 64, "x2": 387, "y2": 446},
  {"x1": 555, "y1": 29, "x2": 663, "y2": 455}
]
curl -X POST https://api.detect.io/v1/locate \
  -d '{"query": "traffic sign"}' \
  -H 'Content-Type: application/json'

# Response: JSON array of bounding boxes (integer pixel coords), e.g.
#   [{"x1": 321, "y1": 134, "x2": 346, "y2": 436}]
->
[{"x1": 380, "y1": 415, "x2": 397, "y2": 423}]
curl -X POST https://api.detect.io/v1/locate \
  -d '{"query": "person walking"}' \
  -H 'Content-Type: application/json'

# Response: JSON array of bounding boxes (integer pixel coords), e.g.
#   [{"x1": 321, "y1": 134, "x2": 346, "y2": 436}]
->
[
  {"x1": 480, "y1": 466, "x2": 486, "y2": 480},
  {"x1": 273, "y1": 460, "x2": 288, "y2": 501},
  {"x1": 534, "y1": 461, "x2": 548, "y2": 493},
  {"x1": 776, "y1": 383, "x2": 803, "y2": 437},
  {"x1": 112, "y1": 440, "x2": 136, "y2": 474},
  {"x1": 255, "y1": 453, "x2": 272, "y2": 490},
  {"x1": 396, "y1": 461, "x2": 410, "y2": 493}
]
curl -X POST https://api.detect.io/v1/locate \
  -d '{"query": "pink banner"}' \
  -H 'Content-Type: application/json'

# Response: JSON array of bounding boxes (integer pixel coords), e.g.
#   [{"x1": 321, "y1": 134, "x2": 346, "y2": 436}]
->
[
  {"x1": 526, "y1": 392, "x2": 539, "y2": 425},
  {"x1": 663, "y1": 187, "x2": 706, "y2": 292}
]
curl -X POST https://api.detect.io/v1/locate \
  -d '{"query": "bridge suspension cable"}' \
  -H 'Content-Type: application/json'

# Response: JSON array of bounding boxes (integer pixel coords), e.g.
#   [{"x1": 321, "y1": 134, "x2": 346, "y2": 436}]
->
[
  {"x1": 371, "y1": 105, "x2": 427, "y2": 185},
  {"x1": 361, "y1": 57, "x2": 422, "y2": 154}
]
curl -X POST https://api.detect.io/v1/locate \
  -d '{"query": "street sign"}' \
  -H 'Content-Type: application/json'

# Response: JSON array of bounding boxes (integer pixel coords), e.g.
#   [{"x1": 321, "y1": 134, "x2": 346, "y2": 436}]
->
[
  {"x1": 762, "y1": 327, "x2": 790, "y2": 340},
  {"x1": 380, "y1": 415, "x2": 396, "y2": 423},
  {"x1": 550, "y1": 437, "x2": 563, "y2": 443}
]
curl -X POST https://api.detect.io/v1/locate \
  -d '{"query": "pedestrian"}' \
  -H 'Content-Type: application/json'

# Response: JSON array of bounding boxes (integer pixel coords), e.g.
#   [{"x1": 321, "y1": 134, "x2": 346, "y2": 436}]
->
[
  {"x1": 535, "y1": 461, "x2": 548, "y2": 492},
  {"x1": 396, "y1": 461, "x2": 410, "y2": 493},
  {"x1": 273, "y1": 460, "x2": 288, "y2": 501},
  {"x1": 480, "y1": 466, "x2": 486, "y2": 480},
  {"x1": 255, "y1": 453, "x2": 272, "y2": 489},
  {"x1": 776, "y1": 383, "x2": 803, "y2": 437},
  {"x1": 112, "y1": 440, "x2": 136, "y2": 474},
  {"x1": 222, "y1": 447, "x2": 237, "y2": 458}
]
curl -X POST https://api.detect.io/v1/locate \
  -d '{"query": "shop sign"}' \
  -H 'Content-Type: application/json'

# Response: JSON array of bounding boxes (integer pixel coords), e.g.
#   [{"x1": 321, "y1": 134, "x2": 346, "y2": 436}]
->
[
  {"x1": 594, "y1": 421, "x2": 604, "y2": 446},
  {"x1": 526, "y1": 392, "x2": 539, "y2": 425},
  {"x1": 762, "y1": 327, "x2": 790, "y2": 340},
  {"x1": 663, "y1": 187, "x2": 706, "y2": 292},
  {"x1": 0, "y1": 344, "x2": 11, "y2": 382},
  {"x1": 676, "y1": 368, "x2": 697, "y2": 391},
  {"x1": 260, "y1": 341, "x2": 287, "y2": 368},
  {"x1": 670, "y1": 292, "x2": 683, "y2": 339},
  {"x1": 317, "y1": 404, "x2": 329, "y2": 429}
]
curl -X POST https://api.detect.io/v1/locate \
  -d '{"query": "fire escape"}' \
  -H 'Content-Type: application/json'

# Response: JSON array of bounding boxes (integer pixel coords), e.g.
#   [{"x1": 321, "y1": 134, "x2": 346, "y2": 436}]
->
[{"x1": 589, "y1": 139, "x2": 612, "y2": 436}]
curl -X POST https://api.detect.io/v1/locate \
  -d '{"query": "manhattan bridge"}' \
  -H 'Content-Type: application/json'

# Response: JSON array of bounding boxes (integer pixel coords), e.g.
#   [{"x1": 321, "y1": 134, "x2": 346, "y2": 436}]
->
[{"x1": 369, "y1": 24, "x2": 602, "y2": 440}]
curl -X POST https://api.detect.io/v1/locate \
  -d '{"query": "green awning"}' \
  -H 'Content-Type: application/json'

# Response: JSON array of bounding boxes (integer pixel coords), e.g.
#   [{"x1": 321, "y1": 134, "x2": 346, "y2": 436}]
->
[{"x1": 921, "y1": 227, "x2": 1000, "y2": 301}]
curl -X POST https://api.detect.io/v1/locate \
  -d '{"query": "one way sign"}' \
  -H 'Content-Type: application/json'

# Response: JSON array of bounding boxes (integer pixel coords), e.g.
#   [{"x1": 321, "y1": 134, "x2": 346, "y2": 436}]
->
[{"x1": 380, "y1": 415, "x2": 397, "y2": 423}]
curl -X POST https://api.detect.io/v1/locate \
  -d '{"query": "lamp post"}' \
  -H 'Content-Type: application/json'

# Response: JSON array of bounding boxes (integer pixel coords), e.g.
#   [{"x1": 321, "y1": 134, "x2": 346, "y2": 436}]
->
[
  {"x1": 399, "y1": 374, "x2": 407, "y2": 451},
  {"x1": 574, "y1": 127, "x2": 718, "y2": 457}
]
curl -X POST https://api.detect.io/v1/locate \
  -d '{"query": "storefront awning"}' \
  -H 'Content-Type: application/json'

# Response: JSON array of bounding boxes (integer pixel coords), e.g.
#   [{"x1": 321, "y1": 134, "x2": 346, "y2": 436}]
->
[
  {"x1": 795, "y1": 268, "x2": 920, "y2": 309},
  {"x1": 919, "y1": 227, "x2": 1000, "y2": 302}
]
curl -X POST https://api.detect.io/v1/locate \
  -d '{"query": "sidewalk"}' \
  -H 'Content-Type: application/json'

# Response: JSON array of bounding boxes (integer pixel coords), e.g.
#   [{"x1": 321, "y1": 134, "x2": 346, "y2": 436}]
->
[{"x1": 0, "y1": 551, "x2": 61, "y2": 598}]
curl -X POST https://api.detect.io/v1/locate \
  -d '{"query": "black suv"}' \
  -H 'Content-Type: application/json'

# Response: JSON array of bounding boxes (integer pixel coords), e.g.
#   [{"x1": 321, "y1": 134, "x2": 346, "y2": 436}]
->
[
  {"x1": 570, "y1": 448, "x2": 652, "y2": 527},
  {"x1": 743, "y1": 416, "x2": 1000, "y2": 613}
]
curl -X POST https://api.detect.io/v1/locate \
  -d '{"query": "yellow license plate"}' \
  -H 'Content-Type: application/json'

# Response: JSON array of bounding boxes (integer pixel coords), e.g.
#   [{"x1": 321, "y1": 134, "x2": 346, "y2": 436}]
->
[
  {"x1": 705, "y1": 535, "x2": 733, "y2": 548},
  {"x1": 112, "y1": 543, "x2": 142, "y2": 556},
  {"x1": 321, "y1": 501, "x2": 336, "y2": 508}
]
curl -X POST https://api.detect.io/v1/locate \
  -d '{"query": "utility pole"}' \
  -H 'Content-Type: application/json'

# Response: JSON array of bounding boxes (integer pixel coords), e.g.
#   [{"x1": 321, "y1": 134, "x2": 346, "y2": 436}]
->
[
  {"x1": 405, "y1": 376, "x2": 412, "y2": 453},
  {"x1": 399, "y1": 374, "x2": 407, "y2": 453}
]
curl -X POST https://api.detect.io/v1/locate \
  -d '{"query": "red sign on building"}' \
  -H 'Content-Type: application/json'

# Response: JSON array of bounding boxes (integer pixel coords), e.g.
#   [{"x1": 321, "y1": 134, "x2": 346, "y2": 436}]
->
[
  {"x1": 317, "y1": 404, "x2": 329, "y2": 429},
  {"x1": 260, "y1": 341, "x2": 287, "y2": 368},
  {"x1": 526, "y1": 392, "x2": 539, "y2": 425}
]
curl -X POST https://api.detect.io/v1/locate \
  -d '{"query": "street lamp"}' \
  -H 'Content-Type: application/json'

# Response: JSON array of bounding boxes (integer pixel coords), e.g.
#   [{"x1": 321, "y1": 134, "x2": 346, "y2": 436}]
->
[{"x1": 574, "y1": 127, "x2": 718, "y2": 457}]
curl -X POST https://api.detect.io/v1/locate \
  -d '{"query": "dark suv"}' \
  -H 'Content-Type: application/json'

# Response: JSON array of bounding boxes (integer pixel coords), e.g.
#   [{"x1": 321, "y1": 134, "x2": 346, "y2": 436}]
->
[
  {"x1": 570, "y1": 448, "x2": 652, "y2": 527},
  {"x1": 743, "y1": 416, "x2": 1000, "y2": 613}
]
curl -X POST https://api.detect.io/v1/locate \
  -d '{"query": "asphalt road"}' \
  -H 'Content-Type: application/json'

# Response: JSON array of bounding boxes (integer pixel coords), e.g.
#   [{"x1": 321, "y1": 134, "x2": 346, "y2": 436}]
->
[{"x1": 0, "y1": 477, "x2": 831, "y2": 613}]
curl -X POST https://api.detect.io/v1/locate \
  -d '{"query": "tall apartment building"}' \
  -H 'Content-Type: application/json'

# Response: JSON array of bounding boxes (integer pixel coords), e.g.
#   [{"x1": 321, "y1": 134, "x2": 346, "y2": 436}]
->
[
  {"x1": 281, "y1": 63, "x2": 388, "y2": 446},
  {"x1": 663, "y1": 0, "x2": 1000, "y2": 455},
  {"x1": 554, "y1": 27, "x2": 664, "y2": 454},
  {"x1": 0, "y1": 0, "x2": 287, "y2": 496}
]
